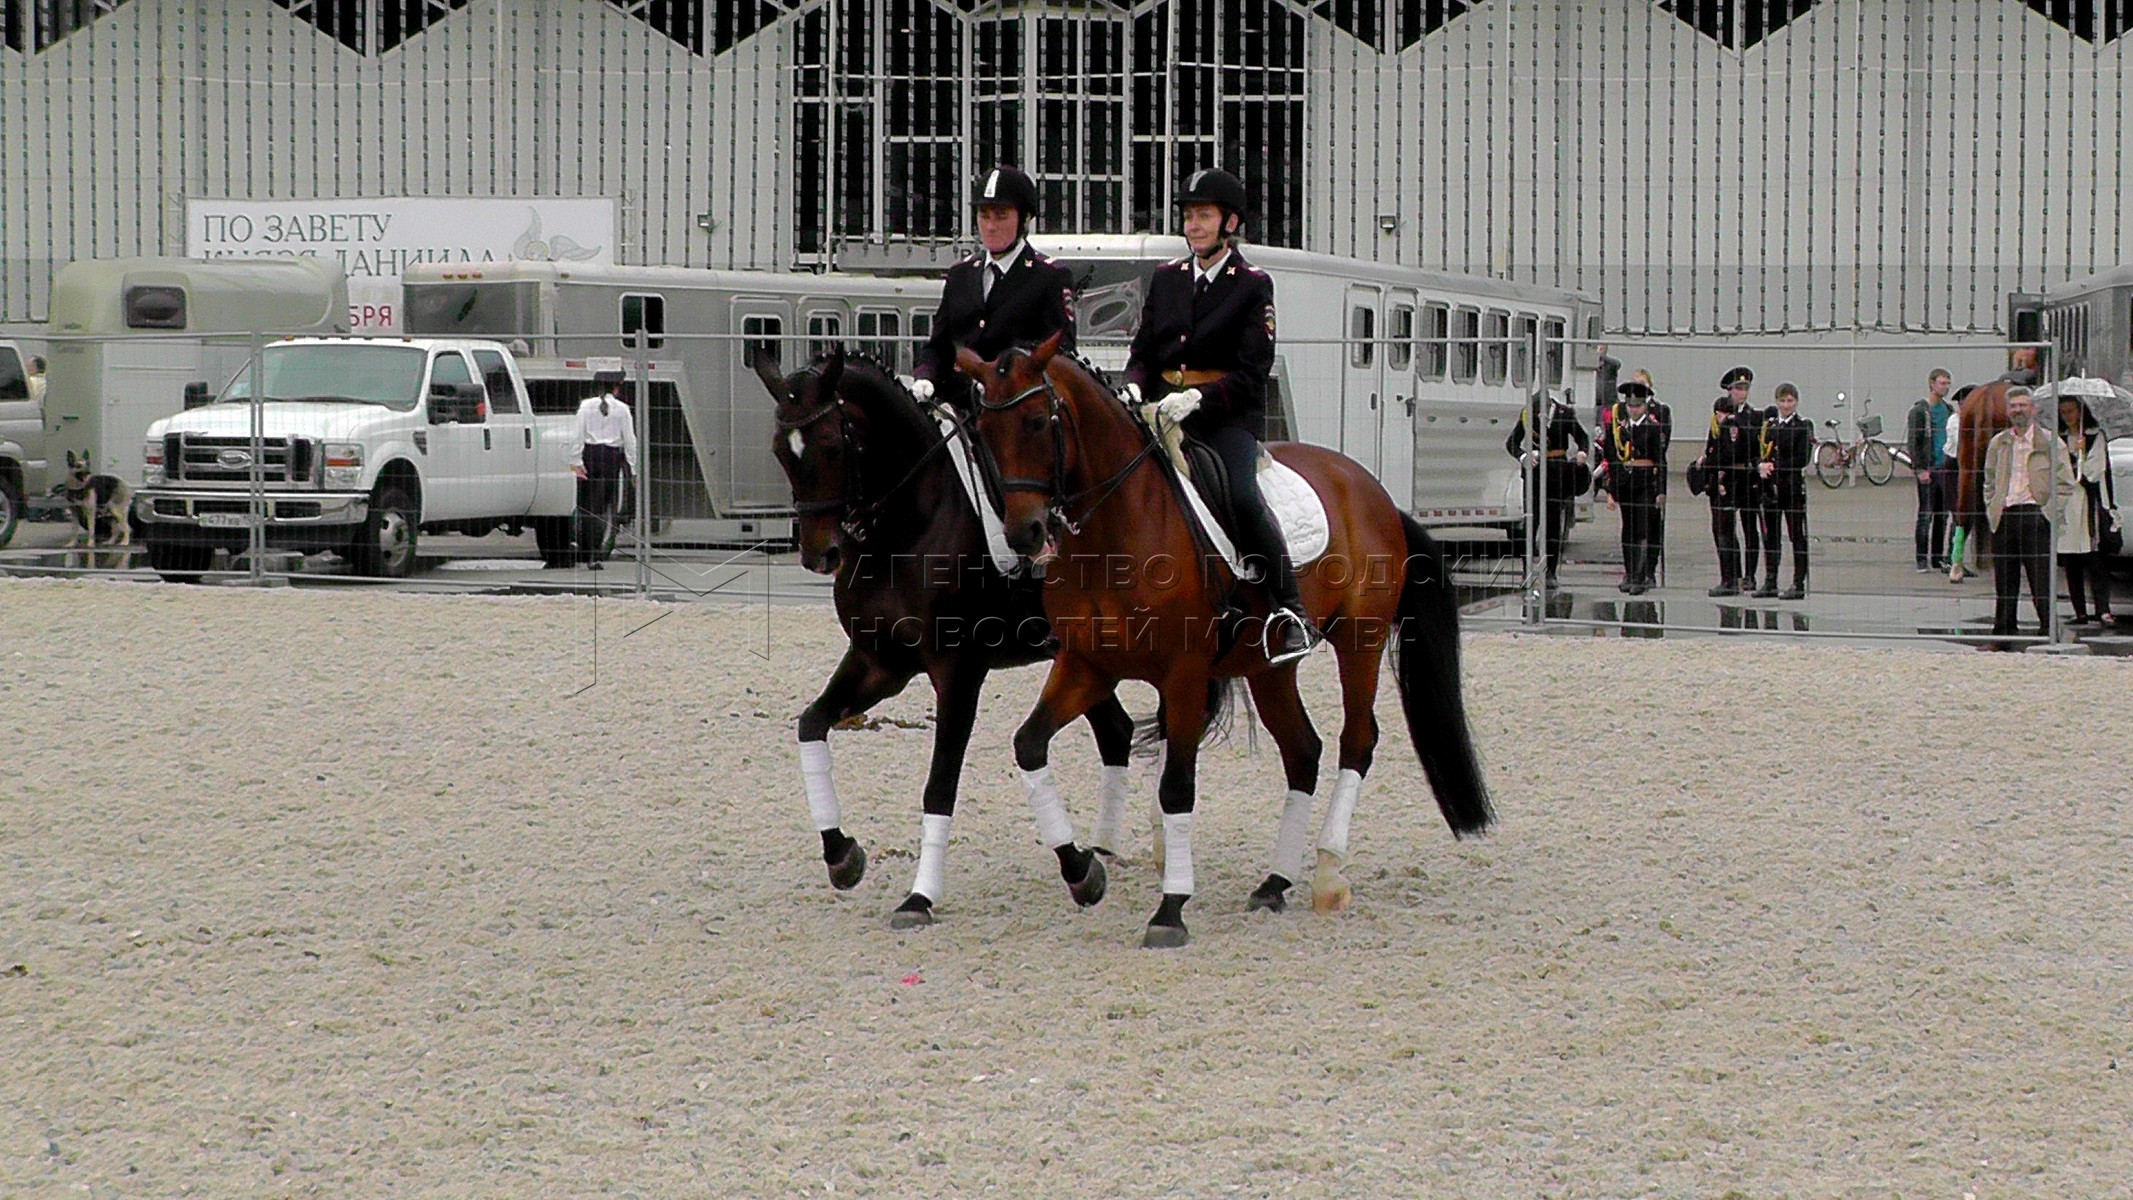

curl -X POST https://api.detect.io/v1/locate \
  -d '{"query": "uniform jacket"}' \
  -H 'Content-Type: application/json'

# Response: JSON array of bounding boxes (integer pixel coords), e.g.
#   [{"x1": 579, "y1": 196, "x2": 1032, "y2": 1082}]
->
[
  {"x1": 1124, "y1": 248, "x2": 1276, "y2": 428},
  {"x1": 1605, "y1": 410, "x2": 1669, "y2": 496},
  {"x1": 1983, "y1": 423, "x2": 2077, "y2": 531},
  {"x1": 1761, "y1": 411, "x2": 1815, "y2": 475},
  {"x1": 914, "y1": 242, "x2": 1076, "y2": 388}
]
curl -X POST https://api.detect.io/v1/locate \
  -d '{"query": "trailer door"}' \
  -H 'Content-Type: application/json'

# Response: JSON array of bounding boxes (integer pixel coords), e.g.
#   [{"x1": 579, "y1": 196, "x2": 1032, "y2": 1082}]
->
[
  {"x1": 727, "y1": 300, "x2": 795, "y2": 514},
  {"x1": 1342, "y1": 285, "x2": 1383, "y2": 475},
  {"x1": 1381, "y1": 290, "x2": 1418, "y2": 509}
]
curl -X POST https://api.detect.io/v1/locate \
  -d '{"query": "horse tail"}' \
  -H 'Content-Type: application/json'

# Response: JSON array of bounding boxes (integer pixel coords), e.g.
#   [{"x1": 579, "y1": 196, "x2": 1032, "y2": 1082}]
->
[
  {"x1": 1394, "y1": 513, "x2": 1494, "y2": 838},
  {"x1": 1131, "y1": 677, "x2": 1236, "y2": 756}
]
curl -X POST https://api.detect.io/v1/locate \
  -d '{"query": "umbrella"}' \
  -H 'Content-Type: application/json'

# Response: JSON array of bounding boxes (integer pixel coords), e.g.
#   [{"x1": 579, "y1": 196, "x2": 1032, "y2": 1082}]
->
[{"x1": 2033, "y1": 375, "x2": 2133, "y2": 440}]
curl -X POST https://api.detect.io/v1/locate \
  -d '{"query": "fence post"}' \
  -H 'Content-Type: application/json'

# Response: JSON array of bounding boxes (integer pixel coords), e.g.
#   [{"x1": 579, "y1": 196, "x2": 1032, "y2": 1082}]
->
[{"x1": 248, "y1": 331, "x2": 266, "y2": 584}]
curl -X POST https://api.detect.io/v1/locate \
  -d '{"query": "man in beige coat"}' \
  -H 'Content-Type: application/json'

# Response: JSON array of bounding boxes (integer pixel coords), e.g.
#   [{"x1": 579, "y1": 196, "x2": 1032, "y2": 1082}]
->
[{"x1": 1983, "y1": 385, "x2": 2078, "y2": 638}]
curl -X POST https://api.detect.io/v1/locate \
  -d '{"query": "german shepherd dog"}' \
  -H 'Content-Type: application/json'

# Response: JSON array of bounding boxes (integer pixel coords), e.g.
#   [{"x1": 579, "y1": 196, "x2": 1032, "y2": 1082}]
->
[{"x1": 57, "y1": 451, "x2": 134, "y2": 548}]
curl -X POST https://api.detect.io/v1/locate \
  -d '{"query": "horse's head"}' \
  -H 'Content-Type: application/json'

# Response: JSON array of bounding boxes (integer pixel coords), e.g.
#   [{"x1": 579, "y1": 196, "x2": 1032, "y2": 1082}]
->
[
  {"x1": 756, "y1": 344, "x2": 855, "y2": 575},
  {"x1": 958, "y1": 330, "x2": 1072, "y2": 562}
]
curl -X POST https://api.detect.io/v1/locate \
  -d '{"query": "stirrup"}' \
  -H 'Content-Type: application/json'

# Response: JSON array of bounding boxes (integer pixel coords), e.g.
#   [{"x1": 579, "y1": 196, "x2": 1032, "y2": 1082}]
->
[{"x1": 1263, "y1": 607, "x2": 1317, "y2": 665}]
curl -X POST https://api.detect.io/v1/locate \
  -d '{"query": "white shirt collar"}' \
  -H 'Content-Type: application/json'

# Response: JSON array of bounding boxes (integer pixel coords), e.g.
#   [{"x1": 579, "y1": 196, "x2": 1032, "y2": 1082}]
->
[
  {"x1": 987, "y1": 240, "x2": 1026, "y2": 274},
  {"x1": 1194, "y1": 249, "x2": 1232, "y2": 285}
]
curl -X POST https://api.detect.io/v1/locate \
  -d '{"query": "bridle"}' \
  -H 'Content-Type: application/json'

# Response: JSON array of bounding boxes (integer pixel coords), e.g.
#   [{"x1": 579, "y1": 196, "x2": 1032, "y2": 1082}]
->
[
  {"x1": 972, "y1": 362, "x2": 1157, "y2": 538},
  {"x1": 776, "y1": 370, "x2": 953, "y2": 544}
]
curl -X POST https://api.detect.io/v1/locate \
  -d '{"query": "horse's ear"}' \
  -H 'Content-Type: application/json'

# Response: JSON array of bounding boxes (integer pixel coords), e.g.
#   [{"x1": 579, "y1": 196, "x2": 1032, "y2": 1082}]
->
[
  {"x1": 1031, "y1": 329, "x2": 1066, "y2": 369},
  {"x1": 818, "y1": 345, "x2": 845, "y2": 393},
  {"x1": 749, "y1": 346, "x2": 786, "y2": 403},
  {"x1": 954, "y1": 346, "x2": 988, "y2": 379}
]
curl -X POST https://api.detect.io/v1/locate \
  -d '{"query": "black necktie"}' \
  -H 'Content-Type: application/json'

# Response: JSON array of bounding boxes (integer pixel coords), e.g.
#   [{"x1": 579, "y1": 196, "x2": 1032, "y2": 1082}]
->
[
  {"x1": 1195, "y1": 275, "x2": 1211, "y2": 304},
  {"x1": 986, "y1": 263, "x2": 1004, "y2": 302}
]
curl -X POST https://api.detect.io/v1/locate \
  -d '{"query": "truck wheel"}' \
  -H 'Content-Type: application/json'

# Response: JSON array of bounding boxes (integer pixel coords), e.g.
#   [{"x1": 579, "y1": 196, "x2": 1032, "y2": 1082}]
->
[
  {"x1": 534, "y1": 515, "x2": 574, "y2": 568},
  {"x1": 147, "y1": 537, "x2": 214, "y2": 583},
  {"x1": 351, "y1": 484, "x2": 418, "y2": 578},
  {"x1": 0, "y1": 475, "x2": 20, "y2": 549}
]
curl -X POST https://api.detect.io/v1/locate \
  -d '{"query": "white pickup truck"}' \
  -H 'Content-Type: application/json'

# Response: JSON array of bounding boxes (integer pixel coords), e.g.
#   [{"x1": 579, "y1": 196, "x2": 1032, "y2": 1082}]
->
[{"x1": 134, "y1": 337, "x2": 635, "y2": 580}]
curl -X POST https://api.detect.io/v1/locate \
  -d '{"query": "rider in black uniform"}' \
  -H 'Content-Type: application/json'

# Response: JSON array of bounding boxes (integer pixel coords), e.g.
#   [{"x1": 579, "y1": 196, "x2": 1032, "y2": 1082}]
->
[
  {"x1": 911, "y1": 166, "x2": 1077, "y2": 411},
  {"x1": 1124, "y1": 167, "x2": 1314, "y2": 665}
]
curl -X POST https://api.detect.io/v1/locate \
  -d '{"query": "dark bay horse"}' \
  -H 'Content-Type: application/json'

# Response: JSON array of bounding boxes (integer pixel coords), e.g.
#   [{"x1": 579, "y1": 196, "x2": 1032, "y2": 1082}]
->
[
  {"x1": 756, "y1": 348, "x2": 1136, "y2": 928},
  {"x1": 957, "y1": 334, "x2": 1492, "y2": 948}
]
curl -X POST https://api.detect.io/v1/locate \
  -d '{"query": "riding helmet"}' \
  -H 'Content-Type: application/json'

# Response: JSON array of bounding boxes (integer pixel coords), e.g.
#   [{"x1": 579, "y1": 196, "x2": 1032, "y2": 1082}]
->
[
  {"x1": 973, "y1": 167, "x2": 1040, "y2": 219},
  {"x1": 1178, "y1": 168, "x2": 1250, "y2": 222}
]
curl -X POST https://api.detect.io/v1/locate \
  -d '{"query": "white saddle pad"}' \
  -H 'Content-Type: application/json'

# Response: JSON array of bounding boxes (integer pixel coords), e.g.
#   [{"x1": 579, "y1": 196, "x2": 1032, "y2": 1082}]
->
[
  {"x1": 1174, "y1": 448, "x2": 1331, "y2": 580},
  {"x1": 938, "y1": 414, "x2": 1022, "y2": 575}
]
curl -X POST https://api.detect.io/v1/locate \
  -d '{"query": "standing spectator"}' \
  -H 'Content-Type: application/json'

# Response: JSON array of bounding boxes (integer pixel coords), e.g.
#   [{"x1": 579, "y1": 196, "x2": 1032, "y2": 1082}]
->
[
  {"x1": 1982, "y1": 385, "x2": 2075, "y2": 638},
  {"x1": 1593, "y1": 344, "x2": 1621, "y2": 435},
  {"x1": 1908, "y1": 368, "x2": 1955, "y2": 571},
  {"x1": 25, "y1": 355, "x2": 47, "y2": 407},
  {"x1": 2056, "y1": 396, "x2": 2117, "y2": 626},
  {"x1": 1606, "y1": 380, "x2": 1667, "y2": 594},
  {"x1": 571, "y1": 372, "x2": 640, "y2": 570},
  {"x1": 1757, "y1": 382, "x2": 1814, "y2": 598},
  {"x1": 1506, "y1": 388, "x2": 1591, "y2": 590},
  {"x1": 1699, "y1": 366, "x2": 1759, "y2": 596},
  {"x1": 1632, "y1": 368, "x2": 1671, "y2": 582}
]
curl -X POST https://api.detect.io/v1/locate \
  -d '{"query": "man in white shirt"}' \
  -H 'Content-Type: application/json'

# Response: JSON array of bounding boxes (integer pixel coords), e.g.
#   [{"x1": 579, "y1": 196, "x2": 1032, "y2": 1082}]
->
[{"x1": 570, "y1": 372, "x2": 640, "y2": 569}]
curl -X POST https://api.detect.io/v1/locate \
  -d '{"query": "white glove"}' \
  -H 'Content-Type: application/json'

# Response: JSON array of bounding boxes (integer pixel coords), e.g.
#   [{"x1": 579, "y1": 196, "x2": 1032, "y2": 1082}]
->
[
  {"x1": 908, "y1": 377, "x2": 935, "y2": 401},
  {"x1": 1520, "y1": 451, "x2": 1540, "y2": 468},
  {"x1": 1156, "y1": 388, "x2": 1202, "y2": 425},
  {"x1": 1120, "y1": 382, "x2": 1142, "y2": 407}
]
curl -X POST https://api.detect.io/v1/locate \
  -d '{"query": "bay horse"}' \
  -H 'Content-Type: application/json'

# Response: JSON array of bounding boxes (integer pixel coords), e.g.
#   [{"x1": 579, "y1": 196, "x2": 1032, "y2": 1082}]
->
[
  {"x1": 956, "y1": 333, "x2": 1492, "y2": 948},
  {"x1": 1951, "y1": 381, "x2": 2013, "y2": 577},
  {"x1": 756, "y1": 347, "x2": 1137, "y2": 928}
]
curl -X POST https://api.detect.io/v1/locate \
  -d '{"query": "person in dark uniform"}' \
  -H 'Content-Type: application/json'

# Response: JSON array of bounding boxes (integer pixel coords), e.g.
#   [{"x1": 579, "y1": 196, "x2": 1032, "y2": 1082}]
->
[
  {"x1": 1506, "y1": 388, "x2": 1591, "y2": 589},
  {"x1": 1757, "y1": 380, "x2": 1814, "y2": 599},
  {"x1": 1593, "y1": 344, "x2": 1621, "y2": 438},
  {"x1": 911, "y1": 166, "x2": 1077, "y2": 410},
  {"x1": 1606, "y1": 380, "x2": 1667, "y2": 594},
  {"x1": 1701, "y1": 365, "x2": 1761, "y2": 596},
  {"x1": 1123, "y1": 166, "x2": 1312, "y2": 664}
]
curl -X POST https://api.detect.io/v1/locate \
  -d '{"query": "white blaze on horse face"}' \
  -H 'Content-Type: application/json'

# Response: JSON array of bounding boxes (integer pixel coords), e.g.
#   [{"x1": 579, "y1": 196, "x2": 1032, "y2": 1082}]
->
[{"x1": 787, "y1": 430, "x2": 805, "y2": 459}]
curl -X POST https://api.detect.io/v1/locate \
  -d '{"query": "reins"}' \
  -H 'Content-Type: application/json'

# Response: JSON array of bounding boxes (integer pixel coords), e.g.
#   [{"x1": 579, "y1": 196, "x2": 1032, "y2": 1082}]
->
[
  {"x1": 779, "y1": 367, "x2": 955, "y2": 541},
  {"x1": 974, "y1": 367, "x2": 1158, "y2": 537}
]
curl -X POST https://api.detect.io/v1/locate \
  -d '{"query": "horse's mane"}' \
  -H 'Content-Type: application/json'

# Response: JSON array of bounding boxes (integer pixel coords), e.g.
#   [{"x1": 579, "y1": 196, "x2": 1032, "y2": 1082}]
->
[{"x1": 807, "y1": 350, "x2": 945, "y2": 452}]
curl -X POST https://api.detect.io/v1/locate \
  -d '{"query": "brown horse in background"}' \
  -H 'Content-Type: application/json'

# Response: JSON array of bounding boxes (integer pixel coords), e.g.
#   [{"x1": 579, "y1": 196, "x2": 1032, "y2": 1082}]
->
[{"x1": 1950, "y1": 344, "x2": 2040, "y2": 572}]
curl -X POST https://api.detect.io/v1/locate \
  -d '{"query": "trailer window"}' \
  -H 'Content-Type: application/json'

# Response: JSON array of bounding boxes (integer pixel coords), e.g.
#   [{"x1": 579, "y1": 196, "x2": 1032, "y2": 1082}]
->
[
  {"x1": 806, "y1": 312, "x2": 842, "y2": 360},
  {"x1": 1388, "y1": 305, "x2": 1414, "y2": 371},
  {"x1": 1349, "y1": 305, "x2": 1375, "y2": 368},
  {"x1": 1452, "y1": 308, "x2": 1480, "y2": 383},
  {"x1": 1420, "y1": 303, "x2": 1449, "y2": 381},
  {"x1": 622, "y1": 294, "x2": 666, "y2": 350},
  {"x1": 856, "y1": 309, "x2": 903, "y2": 372},
  {"x1": 911, "y1": 311, "x2": 934, "y2": 369},
  {"x1": 1482, "y1": 311, "x2": 1509, "y2": 385},
  {"x1": 1511, "y1": 314, "x2": 1536, "y2": 387},
  {"x1": 0, "y1": 347, "x2": 23, "y2": 400},
  {"x1": 741, "y1": 315, "x2": 785, "y2": 371},
  {"x1": 473, "y1": 350, "x2": 520, "y2": 414},
  {"x1": 124, "y1": 285, "x2": 187, "y2": 330}
]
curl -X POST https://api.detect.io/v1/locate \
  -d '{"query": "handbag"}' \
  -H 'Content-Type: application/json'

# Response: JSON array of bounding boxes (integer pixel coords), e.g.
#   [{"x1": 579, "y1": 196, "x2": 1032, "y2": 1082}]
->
[
  {"x1": 1685, "y1": 458, "x2": 1709, "y2": 497},
  {"x1": 2100, "y1": 508, "x2": 2124, "y2": 556}
]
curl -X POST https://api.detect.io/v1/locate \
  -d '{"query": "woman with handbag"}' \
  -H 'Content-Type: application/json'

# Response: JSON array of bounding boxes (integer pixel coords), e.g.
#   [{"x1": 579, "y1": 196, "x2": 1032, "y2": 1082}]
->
[{"x1": 2055, "y1": 396, "x2": 2117, "y2": 626}]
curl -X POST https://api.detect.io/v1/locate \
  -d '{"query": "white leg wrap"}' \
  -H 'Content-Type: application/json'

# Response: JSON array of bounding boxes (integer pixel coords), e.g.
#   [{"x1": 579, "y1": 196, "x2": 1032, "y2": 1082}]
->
[
  {"x1": 1020, "y1": 766, "x2": 1077, "y2": 850},
  {"x1": 912, "y1": 813, "x2": 952, "y2": 902},
  {"x1": 1272, "y1": 789, "x2": 1314, "y2": 883},
  {"x1": 799, "y1": 740, "x2": 841, "y2": 832},
  {"x1": 1318, "y1": 768, "x2": 1364, "y2": 861},
  {"x1": 1091, "y1": 765, "x2": 1131, "y2": 851},
  {"x1": 1161, "y1": 811, "x2": 1195, "y2": 895}
]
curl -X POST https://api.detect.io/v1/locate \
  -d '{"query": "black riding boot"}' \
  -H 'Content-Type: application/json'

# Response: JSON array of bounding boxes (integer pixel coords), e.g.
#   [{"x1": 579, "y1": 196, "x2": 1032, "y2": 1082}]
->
[{"x1": 1258, "y1": 549, "x2": 1315, "y2": 665}]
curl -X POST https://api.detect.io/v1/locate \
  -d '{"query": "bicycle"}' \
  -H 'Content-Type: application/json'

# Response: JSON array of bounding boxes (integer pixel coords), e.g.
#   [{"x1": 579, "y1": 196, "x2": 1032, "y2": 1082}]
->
[{"x1": 1812, "y1": 395, "x2": 1897, "y2": 487}]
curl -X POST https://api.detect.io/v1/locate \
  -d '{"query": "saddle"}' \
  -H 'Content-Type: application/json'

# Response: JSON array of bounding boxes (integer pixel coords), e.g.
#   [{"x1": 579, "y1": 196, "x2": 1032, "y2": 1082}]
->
[{"x1": 1162, "y1": 428, "x2": 1330, "y2": 582}]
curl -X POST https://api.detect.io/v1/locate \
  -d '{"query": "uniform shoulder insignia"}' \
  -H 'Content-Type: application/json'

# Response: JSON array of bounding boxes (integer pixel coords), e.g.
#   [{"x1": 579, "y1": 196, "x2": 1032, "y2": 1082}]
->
[
  {"x1": 1263, "y1": 304, "x2": 1276, "y2": 339},
  {"x1": 1163, "y1": 256, "x2": 1191, "y2": 270}
]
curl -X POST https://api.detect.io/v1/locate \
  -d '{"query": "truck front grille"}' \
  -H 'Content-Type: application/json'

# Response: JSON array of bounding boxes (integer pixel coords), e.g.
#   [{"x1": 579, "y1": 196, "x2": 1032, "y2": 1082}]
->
[{"x1": 169, "y1": 435, "x2": 314, "y2": 484}]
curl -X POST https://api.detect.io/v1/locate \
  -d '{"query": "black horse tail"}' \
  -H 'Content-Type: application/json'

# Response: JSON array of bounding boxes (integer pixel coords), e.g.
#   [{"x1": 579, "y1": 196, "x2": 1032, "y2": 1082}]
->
[
  {"x1": 1394, "y1": 513, "x2": 1493, "y2": 838},
  {"x1": 1131, "y1": 677, "x2": 1236, "y2": 757}
]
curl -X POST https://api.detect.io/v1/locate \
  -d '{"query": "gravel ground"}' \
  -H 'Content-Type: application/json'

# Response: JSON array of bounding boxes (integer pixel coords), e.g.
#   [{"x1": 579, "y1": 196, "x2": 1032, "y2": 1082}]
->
[{"x1": 3, "y1": 578, "x2": 2127, "y2": 1197}]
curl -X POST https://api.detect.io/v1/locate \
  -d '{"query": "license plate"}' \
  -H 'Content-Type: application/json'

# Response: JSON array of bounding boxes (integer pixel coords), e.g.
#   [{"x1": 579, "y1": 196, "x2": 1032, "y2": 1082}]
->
[{"x1": 195, "y1": 512, "x2": 253, "y2": 528}]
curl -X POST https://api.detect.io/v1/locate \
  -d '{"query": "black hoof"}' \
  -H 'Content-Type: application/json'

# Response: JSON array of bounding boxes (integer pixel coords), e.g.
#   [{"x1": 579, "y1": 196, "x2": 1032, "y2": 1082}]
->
[
  {"x1": 826, "y1": 842, "x2": 867, "y2": 891},
  {"x1": 1141, "y1": 892, "x2": 1190, "y2": 947},
  {"x1": 1247, "y1": 874, "x2": 1291, "y2": 912},
  {"x1": 889, "y1": 894, "x2": 935, "y2": 929},
  {"x1": 1066, "y1": 850, "x2": 1107, "y2": 908}
]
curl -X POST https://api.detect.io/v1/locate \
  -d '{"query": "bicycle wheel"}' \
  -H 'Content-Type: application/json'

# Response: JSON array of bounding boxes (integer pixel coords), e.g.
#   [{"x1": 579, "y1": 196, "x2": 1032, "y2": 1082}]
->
[
  {"x1": 1860, "y1": 440, "x2": 1896, "y2": 485},
  {"x1": 1813, "y1": 440, "x2": 1846, "y2": 487}
]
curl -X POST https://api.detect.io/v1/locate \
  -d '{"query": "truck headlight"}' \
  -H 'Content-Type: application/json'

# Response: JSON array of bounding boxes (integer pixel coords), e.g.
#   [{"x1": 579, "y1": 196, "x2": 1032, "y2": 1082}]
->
[
  {"x1": 323, "y1": 441, "x2": 363, "y2": 488},
  {"x1": 142, "y1": 438, "x2": 165, "y2": 486}
]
